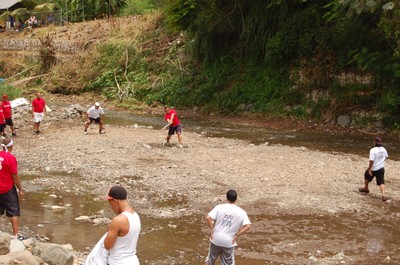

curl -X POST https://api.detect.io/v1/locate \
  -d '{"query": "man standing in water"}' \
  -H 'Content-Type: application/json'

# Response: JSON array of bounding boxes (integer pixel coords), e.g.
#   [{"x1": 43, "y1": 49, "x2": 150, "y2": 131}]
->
[
  {"x1": 105, "y1": 186, "x2": 141, "y2": 265},
  {"x1": 164, "y1": 106, "x2": 183, "y2": 148},
  {"x1": 0, "y1": 138, "x2": 24, "y2": 240},
  {"x1": 359, "y1": 136, "x2": 389, "y2": 201},
  {"x1": 31, "y1": 92, "x2": 46, "y2": 135},
  {"x1": 205, "y1": 190, "x2": 251, "y2": 265}
]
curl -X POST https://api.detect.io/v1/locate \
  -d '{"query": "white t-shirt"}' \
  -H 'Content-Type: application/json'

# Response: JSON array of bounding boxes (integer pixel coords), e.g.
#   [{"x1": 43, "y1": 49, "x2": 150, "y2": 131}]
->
[
  {"x1": 369, "y1": 146, "x2": 388, "y2": 171},
  {"x1": 108, "y1": 212, "x2": 141, "y2": 265},
  {"x1": 208, "y1": 203, "x2": 251, "y2": 248},
  {"x1": 87, "y1": 106, "x2": 104, "y2": 119}
]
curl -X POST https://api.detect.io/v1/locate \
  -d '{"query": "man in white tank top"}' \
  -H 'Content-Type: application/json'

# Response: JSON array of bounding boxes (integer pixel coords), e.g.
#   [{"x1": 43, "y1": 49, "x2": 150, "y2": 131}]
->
[{"x1": 104, "y1": 186, "x2": 141, "y2": 265}]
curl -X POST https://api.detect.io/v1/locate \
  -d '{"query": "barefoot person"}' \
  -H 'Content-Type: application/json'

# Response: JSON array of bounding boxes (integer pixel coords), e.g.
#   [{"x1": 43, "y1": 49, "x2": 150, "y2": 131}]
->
[
  {"x1": 105, "y1": 186, "x2": 141, "y2": 265},
  {"x1": 0, "y1": 138, "x2": 24, "y2": 240},
  {"x1": 205, "y1": 190, "x2": 251, "y2": 265},
  {"x1": 84, "y1": 102, "x2": 105, "y2": 134},
  {"x1": 1, "y1": 94, "x2": 16, "y2": 137},
  {"x1": 164, "y1": 106, "x2": 183, "y2": 147},
  {"x1": 31, "y1": 92, "x2": 46, "y2": 135},
  {"x1": 359, "y1": 136, "x2": 389, "y2": 201}
]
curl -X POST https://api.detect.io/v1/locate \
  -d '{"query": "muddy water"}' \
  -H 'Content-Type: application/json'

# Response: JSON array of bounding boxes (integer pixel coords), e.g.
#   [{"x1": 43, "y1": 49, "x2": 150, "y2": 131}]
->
[{"x1": 5, "y1": 184, "x2": 400, "y2": 264}]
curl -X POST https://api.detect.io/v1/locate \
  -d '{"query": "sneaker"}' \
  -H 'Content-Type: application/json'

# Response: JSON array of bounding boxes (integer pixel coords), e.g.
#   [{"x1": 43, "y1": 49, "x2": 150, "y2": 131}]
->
[
  {"x1": 84, "y1": 131, "x2": 87, "y2": 135},
  {"x1": 32, "y1": 131, "x2": 37, "y2": 135},
  {"x1": 11, "y1": 133, "x2": 16, "y2": 137},
  {"x1": 99, "y1": 131, "x2": 106, "y2": 134},
  {"x1": 162, "y1": 142, "x2": 170, "y2": 146},
  {"x1": 359, "y1": 188, "x2": 369, "y2": 193},
  {"x1": 16, "y1": 234, "x2": 25, "y2": 241},
  {"x1": 382, "y1": 196, "x2": 388, "y2": 202},
  {"x1": 178, "y1": 144, "x2": 183, "y2": 148}
]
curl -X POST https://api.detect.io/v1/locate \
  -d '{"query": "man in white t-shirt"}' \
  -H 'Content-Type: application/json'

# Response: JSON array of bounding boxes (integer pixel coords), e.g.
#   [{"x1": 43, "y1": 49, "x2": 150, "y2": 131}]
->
[
  {"x1": 205, "y1": 190, "x2": 251, "y2": 265},
  {"x1": 359, "y1": 136, "x2": 389, "y2": 201},
  {"x1": 84, "y1": 102, "x2": 105, "y2": 134}
]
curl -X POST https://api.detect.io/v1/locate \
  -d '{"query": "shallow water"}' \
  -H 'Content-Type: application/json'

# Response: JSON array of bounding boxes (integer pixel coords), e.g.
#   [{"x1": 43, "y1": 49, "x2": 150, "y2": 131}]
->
[
  {"x1": 2, "y1": 186, "x2": 399, "y2": 264},
  {"x1": 104, "y1": 110, "x2": 400, "y2": 161},
  {"x1": 1, "y1": 110, "x2": 399, "y2": 264}
]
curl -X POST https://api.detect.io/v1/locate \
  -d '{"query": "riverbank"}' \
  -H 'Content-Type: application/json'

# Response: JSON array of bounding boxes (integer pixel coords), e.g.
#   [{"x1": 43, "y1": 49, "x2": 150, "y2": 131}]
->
[{"x1": 1, "y1": 95, "x2": 400, "y2": 264}]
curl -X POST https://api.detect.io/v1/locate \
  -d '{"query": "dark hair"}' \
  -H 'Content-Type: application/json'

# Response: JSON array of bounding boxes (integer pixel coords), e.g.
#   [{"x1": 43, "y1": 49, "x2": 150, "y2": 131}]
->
[
  {"x1": 108, "y1": 186, "x2": 127, "y2": 200},
  {"x1": 226, "y1": 190, "x2": 237, "y2": 203},
  {"x1": 374, "y1": 136, "x2": 383, "y2": 147}
]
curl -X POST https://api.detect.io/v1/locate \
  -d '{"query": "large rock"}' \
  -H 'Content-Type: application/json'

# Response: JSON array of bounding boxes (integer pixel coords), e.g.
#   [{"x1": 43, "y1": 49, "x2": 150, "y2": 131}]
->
[
  {"x1": 32, "y1": 243, "x2": 74, "y2": 265},
  {"x1": 0, "y1": 233, "x2": 10, "y2": 255},
  {"x1": 0, "y1": 250, "x2": 41, "y2": 265}
]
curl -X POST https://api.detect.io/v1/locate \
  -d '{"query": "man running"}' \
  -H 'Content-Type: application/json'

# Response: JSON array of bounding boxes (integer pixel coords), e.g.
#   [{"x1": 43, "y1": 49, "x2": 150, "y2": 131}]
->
[{"x1": 164, "y1": 106, "x2": 183, "y2": 148}]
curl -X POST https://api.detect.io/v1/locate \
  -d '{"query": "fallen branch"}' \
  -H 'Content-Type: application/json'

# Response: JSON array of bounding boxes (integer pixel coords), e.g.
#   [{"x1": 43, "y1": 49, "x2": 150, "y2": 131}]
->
[{"x1": 8, "y1": 74, "x2": 48, "y2": 86}]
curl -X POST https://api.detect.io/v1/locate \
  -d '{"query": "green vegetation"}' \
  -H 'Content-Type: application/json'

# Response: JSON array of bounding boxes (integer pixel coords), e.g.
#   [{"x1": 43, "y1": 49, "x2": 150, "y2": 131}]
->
[{"x1": 1, "y1": 0, "x2": 400, "y2": 129}]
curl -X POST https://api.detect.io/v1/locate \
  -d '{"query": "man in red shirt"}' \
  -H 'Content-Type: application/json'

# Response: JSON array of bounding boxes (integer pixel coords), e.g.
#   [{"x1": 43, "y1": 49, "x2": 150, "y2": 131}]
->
[
  {"x1": 0, "y1": 138, "x2": 24, "y2": 240},
  {"x1": 1, "y1": 94, "x2": 16, "y2": 137},
  {"x1": 164, "y1": 106, "x2": 183, "y2": 148},
  {"x1": 0, "y1": 105, "x2": 5, "y2": 138},
  {"x1": 31, "y1": 92, "x2": 46, "y2": 135}
]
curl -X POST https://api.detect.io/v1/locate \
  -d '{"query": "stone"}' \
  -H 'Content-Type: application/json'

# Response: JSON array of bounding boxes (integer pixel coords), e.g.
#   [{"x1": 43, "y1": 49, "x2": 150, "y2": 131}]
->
[{"x1": 337, "y1": 115, "x2": 351, "y2": 127}]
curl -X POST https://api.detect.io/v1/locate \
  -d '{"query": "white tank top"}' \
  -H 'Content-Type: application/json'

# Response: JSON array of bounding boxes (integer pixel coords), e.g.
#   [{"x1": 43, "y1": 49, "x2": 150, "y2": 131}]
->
[{"x1": 108, "y1": 211, "x2": 141, "y2": 265}]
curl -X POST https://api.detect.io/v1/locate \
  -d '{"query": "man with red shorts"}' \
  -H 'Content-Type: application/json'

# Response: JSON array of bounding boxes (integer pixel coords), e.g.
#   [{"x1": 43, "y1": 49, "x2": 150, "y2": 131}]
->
[
  {"x1": 31, "y1": 92, "x2": 46, "y2": 135},
  {"x1": 0, "y1": 138, "x2": 24, "y2": 240},
  {"x1": 164, "y1": 106, "x2": 183, "y2": 148},
  {"x1": 1, "y1": 94, "x2": 16, "y2": 137}
]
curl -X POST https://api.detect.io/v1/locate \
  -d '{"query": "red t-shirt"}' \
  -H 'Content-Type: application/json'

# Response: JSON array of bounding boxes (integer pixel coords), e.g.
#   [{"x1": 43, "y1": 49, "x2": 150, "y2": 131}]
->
[
  {"x1": 32, "y1": 97, "x2": 46, "y2": 113},
  {"x1": 0, "y1": 151, "x2": 18, "y2": 194},
  {"x1": 0, "y1": 108, "x2": 5, "y2": 124},
  {"x1": 164, "y1": 109, "x2": 180, "y2": 126},
  {"x1": 1, "y1": 100, "x2": 12, "y2": 119}
]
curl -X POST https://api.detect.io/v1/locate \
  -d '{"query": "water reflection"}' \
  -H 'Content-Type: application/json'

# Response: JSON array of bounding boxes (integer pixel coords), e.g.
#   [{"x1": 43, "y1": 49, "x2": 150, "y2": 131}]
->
[{"x1": 104, "y1": 110, "x2": 400, "y2": 161}]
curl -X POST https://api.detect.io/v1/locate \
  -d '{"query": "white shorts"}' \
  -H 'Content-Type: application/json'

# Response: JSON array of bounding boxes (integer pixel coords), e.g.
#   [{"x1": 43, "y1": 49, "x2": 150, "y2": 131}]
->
[{"x1": 33, "y1": 112, "x2": 44, "y2": 123}]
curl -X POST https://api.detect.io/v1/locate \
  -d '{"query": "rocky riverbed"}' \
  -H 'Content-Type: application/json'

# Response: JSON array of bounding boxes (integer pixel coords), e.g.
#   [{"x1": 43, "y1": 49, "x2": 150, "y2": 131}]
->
[{"x1": 0, "y1": 96, "x2": 400, "y2": 264}]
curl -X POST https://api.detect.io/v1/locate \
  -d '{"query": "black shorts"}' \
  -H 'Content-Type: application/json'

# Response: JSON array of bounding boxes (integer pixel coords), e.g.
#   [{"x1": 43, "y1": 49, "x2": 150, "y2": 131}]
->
[
  {"x1": 89, "y1": 117, "x2": 101, "y2": 124},
  {"x1": 0, "y1": 123, "x2": 5, "y2": 132},
  {"x1": 5, "y1": 118, "x2": 13, "y2": 126},
  {"x1": 0, "y1": 186, "x2": 20, "y2": 217},
  {"x1": 168, "y1": 124, "x2": 182, "y2": 135},
  {"x1": 364, "y1": 168, "x2": 385, "y2": 186}
]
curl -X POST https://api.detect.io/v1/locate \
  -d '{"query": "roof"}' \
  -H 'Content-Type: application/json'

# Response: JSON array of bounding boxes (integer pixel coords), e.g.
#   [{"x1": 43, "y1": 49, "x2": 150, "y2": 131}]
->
[{"x1": 0, "y1": 0, "x2": 22, "y2": 10}]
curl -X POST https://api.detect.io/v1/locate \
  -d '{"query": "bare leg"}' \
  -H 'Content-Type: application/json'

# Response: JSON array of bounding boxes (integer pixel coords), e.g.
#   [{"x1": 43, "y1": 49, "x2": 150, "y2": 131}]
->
[
  {"x1": 11, "y1": 216, "x2": 19, "y2": 236},
  {"x1": 363, "y1": 179, "x2": 369, "y2": 190},
  {"x1": 177, "y1": 132, "x2": 183, "y2": 145},
  {"x1": 165, "y1": 135, "x2": 171, "y2": 143},
  {"x1": 380, "y1": 184, "x2": 386, "y2": 198}
]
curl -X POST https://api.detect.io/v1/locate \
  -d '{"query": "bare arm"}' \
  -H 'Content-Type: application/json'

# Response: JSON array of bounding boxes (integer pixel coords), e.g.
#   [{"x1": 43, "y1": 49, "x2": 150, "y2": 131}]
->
[
  {"x1": 167, "y1": 113, "x2": 175, "y2": 125},
  {"x1": 104, "y1": 217, "x2": 121, "y2": 250},
  {"x1": 11, "y1": 173, "x2": 24, "y2": 199},
  {"x1": 368, "y1": 160, "x2": 373, "y2": 175},
  {"x1": 206, "y1": 215, "x2": 214, "y2": 240},
  {"x1": 232, "y1": 224, "x2": 251, "y2": 243}
]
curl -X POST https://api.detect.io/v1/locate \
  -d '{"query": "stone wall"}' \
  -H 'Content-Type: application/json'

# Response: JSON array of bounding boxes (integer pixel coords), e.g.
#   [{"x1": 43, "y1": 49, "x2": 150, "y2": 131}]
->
[{"x1": 0, "y1": 39, "x2": 83, "y2": 54}]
